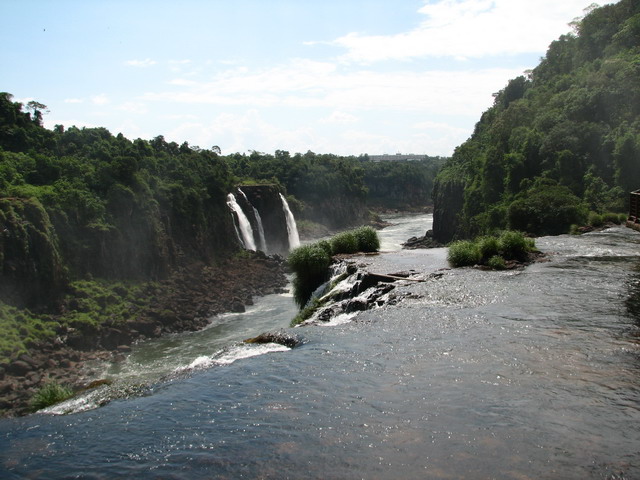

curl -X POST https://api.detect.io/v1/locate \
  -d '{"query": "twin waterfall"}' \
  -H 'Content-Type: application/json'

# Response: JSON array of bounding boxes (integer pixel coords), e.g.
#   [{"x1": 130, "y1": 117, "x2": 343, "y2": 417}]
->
[{"x1": 226, "y1": 187, "x2": 300, "y2": 254}]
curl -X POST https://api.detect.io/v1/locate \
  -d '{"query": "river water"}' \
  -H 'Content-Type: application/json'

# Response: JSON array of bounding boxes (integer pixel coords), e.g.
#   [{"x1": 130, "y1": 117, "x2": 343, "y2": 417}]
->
[{"x1": 1, "y1": 214, "x2": 640, "y2": 479}]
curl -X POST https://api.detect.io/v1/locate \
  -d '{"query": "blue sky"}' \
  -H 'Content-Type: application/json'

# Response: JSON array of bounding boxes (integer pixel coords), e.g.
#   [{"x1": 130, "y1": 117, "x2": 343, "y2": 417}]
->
[{"x1": 1, "y1": 0, "x2": 610, "y2": 156}]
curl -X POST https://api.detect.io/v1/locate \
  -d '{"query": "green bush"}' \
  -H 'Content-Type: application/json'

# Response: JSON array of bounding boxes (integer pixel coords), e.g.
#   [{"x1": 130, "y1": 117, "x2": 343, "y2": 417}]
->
[
  {"x1": 317, "y1": 239, "x2": 333, "y2": 256},
  {"x1": 287, "y1": 244, "x2": 331, "y2": 278},
  {"x1": 619, "y1": 213, "x2": 628, "y2": 223},
  {"x1": 287, "y1": 244, "x2": 332, "y2": 307},
  {"x1": 498, "y1": 231, "x2": 529, "y2": 261},
  {"x1": 477, "y1": 236, "x2": 500, "y2": 260},
  {"x1": 353, "y1": 226, "x2": 380, "y2": 253},
  {"x1": 487, "y1": 255, "x2": 507, "y2": 270},
  {"x1": 330, "y1": 231, "x2": 359, "y2": 254},
  {"x1": 447, "y1": 240, "x2": 481, "y2": 267},
  {"x1": 588, "y1": 211, "x2": 604, "y2": 227},
  {"x1": 602, "y1": 212, "x2": 621, "y2": 224},
  {"x1": 30, "y1": 382, "x2": 73, "y2": 412}
]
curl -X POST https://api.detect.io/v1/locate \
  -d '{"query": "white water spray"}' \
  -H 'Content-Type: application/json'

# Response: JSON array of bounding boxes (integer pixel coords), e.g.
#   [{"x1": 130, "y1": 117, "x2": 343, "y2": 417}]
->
[
  {"x1": 226, "y1": 193, "x2": 257, "y2": 250},
  {"x1": 238, "y1": 188, "x2": 267, "y2": 252},
  {"x1": 279, "y1": 193, "x2": 300, "y2": 250}
]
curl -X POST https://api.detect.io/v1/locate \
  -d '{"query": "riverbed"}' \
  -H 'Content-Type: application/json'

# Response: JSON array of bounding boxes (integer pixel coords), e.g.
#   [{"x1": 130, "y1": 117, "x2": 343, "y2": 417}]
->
[{"x1": 1, "y1": 215, "x2": 639, "y2": 479}]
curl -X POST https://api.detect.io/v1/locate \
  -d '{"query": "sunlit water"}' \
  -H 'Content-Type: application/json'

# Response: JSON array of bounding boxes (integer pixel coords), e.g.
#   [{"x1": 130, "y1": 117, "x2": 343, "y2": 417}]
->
[{"x1": 2, "y1": 216, "x2": 640, "y2": 479}]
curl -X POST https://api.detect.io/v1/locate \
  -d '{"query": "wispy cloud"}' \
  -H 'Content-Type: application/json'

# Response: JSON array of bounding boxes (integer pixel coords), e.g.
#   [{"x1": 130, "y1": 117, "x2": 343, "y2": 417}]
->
[
  {"x1": 333, "y1": 0, "x2": 591, "y2": 63},
  {"x1": 321, "y1": 111, "x2": 358, "y2": 124},
  {"x1": 64, "y1": 98, "x2": 83, "y2": 104},
  {"x1": 145, "y1": 59, "x2": 522, "y2": 117},
  {"x1": 125, "y1": 58, "x2": 157, "y2": 68},
  {"x1": 91, "y1": 94, "x2": 109, "y2": 106}
]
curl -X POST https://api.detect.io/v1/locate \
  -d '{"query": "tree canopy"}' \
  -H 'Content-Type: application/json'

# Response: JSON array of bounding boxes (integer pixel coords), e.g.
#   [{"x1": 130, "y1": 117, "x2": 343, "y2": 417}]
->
[{"x1": 432, "y1": 0, "x2": 640, "y2": 242}]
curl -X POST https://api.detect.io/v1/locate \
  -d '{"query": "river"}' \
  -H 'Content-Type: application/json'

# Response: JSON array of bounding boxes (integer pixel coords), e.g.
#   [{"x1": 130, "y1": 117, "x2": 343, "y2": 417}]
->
[{"x1": 1, "y1": 214, "x2": 639, "y2": 479}]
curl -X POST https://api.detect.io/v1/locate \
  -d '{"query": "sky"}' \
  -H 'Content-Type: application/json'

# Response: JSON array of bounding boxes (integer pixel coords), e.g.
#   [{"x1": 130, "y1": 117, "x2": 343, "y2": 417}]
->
[{"x1": 0, "y1": 0, "x2": 613, "y2": 157}]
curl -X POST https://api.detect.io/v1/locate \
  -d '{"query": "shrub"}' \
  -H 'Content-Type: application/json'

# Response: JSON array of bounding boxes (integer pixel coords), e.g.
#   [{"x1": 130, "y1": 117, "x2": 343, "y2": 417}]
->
[
  {"x1": 353, "y1": 226, "x2": 380, "y2": 253},
  {"x1": 487, "y1": 255, "x2": 507, "y2": 270},
  {"x1": 498, "y1": 231, "x2": 529, "y2": 261},
  {"x1": 619, "y1": 213, "x2": 628, "y2": 223},
  {"x1": 287, "y1": 244, "x2": 331, "y2": 279},
  {"x1": 288, "y1": 244, "x2": 332, "y2": 307},
  {"x1": 330, "y1": 231, "x2": 359, "y2": 254},
  {"x1": 317, "y1": 239, "x2": 333, "y2": 256},
  {"x1": 588, "y1": 212, "x2": 604, "y2": 227},
  {"x1": 30, "y1": 382, "x2": 73, "y2": 412},
  {"x1": 447, "y1": 240, "x2": 481, "y2": 267},
  {"x1": 477, "y1": 236, "x2": 500, "y2": 261},
  {"x1": 602, "y1": 212, "x2": 621, "y2": 224}
]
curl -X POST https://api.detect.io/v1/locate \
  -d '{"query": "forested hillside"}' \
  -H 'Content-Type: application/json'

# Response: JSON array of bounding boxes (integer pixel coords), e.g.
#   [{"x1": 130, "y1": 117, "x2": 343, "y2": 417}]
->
[
  {"x1": 432, "y1": 0, "x2": 640, "y2": 242},
  {"x1": 0, "y1": 92, "x2": 441, "y2": 313}
]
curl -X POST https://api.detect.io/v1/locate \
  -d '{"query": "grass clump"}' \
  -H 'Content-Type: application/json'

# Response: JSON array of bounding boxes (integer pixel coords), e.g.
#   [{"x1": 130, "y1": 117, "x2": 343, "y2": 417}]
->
[
  {"x1": 330, "y1": 231, "x2": 359, "y2": 254},
  {"x1": 487, "y1": 255, "x2": 507, "y2": 270},
  {"x1": 30, "y1": 382, "x2": 74, "y2": 412},
  {"x1": 353, "y1": 226, "x2": 381, "y2": 253},
  {"x1": 447, "y1": 240, "x2": 481, "y2": 267},
  {"x1": 287, "y1": 244, "x2": 332, "y2": 307},
  {"x1": 447, "y1": 231, "x2": 536, "y2": 269},
  {"x1": 587, "y1": 211, "x2": 604, "y2": 228},
  {"x1": 498, "y1": 230, "x2": 530, "y2": 261}
]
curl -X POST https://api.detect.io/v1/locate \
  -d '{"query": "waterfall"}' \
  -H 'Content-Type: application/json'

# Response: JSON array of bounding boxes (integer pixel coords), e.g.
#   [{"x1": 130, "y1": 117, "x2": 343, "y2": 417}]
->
[
  {"x1": 238, "y1": 188, "x2": 268, "y2": 253},
  {"x1": 279, "y1": 193, "x2": 300, "y2": 250},
  {"x1": 226, "y1": 193, "x2": 257, "y2": 250}
]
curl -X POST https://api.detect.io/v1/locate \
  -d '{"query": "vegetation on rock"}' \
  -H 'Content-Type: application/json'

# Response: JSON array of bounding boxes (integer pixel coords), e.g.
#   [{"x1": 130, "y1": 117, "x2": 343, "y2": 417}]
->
[
  {"x1": 447, "y1": 231, "x2": 537, "y2": 268},
  {"x1": 29, "y1": 382, "x2": 73, "y2": 412},
  {"x1": 288, "y1": 227, "x2": 381, "y2": 307}
]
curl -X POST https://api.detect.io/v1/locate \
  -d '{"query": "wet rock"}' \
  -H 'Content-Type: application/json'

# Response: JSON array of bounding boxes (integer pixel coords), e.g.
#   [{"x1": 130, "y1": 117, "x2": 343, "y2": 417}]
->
[
  {"x1": 403, "y1": 230, "x2": 443, "y2": 249},
  {"x1": 245, "y1": 331, "x2": 303, "y2": 348},
  {"x1": 230, "y1": 301, "x2": 245, "y2": 313}
]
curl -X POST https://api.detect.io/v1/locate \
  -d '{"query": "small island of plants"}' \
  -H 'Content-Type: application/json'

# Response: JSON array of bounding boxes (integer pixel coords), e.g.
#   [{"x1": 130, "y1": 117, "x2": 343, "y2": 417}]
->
[{"x1": 447, "y1": 230, "x2": 538, "y2": 269}]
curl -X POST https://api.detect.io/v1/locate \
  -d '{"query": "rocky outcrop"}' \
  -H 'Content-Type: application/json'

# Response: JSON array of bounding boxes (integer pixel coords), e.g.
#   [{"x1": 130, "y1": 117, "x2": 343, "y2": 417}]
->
[
  {"x1": 431, "y1": 170, "x2": 466, "y2": 244},
  {"x1": 403, "y1": 230, "x2": 443, "y2": 249}
]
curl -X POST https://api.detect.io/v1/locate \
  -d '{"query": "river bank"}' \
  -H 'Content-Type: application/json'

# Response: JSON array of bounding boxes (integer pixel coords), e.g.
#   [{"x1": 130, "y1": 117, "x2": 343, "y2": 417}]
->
[{"x1": 0, "y1": 252, "x2": 288, "y2": 418}]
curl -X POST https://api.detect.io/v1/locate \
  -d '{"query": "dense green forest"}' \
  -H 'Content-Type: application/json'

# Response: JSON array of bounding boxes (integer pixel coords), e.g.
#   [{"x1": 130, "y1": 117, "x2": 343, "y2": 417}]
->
[
  {"x1": 433, "y1": 0, "x2": 640, "y2": 242},
  {"x1": 0, "y1": 93, "x2": 440, "y2": 311}
]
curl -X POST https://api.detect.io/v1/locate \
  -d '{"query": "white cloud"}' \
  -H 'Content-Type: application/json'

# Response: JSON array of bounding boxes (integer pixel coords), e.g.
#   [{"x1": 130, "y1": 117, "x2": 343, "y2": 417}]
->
[
  {"x1": 125, "y1": 58, "x2": 157, "y2": 67},
  {"x1": 333, "y1": 0, "x2": 596, "y2": 63},
  {"x1": 118, "y1": 102, "x2": 148, "y2": 114},
  {"x1": 321, "y1": 111, "x2": 358, "y2": 124},
  {"x1": 91, "y1": 94, "x2": 109, "y2": 106},
  {"x1": 145, "y1": 59, "x2": 522, "y2": 117},
  {"x1": 64, "y1": 98, "x2": 83, "y2": 104}
]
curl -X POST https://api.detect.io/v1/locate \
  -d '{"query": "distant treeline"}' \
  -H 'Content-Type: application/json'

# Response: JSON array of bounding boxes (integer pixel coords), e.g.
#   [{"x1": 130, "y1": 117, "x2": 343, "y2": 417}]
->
[
  {"x1": 0, "y1": 93, "x2": 442, "y2": 309},
  {"x1": 433, "y1": 0, "x2": 640, "y2": 242}
]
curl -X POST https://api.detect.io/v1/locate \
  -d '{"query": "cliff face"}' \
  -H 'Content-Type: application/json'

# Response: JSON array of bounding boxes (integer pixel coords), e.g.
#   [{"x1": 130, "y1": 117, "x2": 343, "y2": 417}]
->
[
  {"x1": 0, "y1": 197, "x2": 67, "y2": 307},
  {"x1": 237, "y1": 185, "x2": 290, "y2": 255},
  {"x1": 431, "y1": 173, "x2": 465, "y2": 243}
]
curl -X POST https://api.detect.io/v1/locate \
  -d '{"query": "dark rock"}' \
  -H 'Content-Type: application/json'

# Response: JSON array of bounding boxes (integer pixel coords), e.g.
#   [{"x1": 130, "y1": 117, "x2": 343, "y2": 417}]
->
[
  {"x1": 245, "y1": 331, "x2": 303, "y2": 348},
  {"x1": 6, "y1": 360, "x2": 32, "y2": 376},
  {"x1": 100, "y1": 328, "x2": 132, "y2": 350},
  {"x1": 0, "y1": 381, "x2": 17, "y2": 394},
  {"x1": 230, "y1": 301, "x2": 245, "y2": 313}
]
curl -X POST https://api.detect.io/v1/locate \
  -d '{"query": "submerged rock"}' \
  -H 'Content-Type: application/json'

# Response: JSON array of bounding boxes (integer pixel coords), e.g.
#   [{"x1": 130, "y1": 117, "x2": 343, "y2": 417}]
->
[{"x1": 244, "y1": 331, "x2": 303, "y2": 349}]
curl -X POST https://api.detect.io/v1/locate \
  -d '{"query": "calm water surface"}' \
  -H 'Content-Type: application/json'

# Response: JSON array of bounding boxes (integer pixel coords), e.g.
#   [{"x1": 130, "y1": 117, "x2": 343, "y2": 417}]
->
[{"x1": 1, "y1": 216, "x2": 639, "y2": 479}]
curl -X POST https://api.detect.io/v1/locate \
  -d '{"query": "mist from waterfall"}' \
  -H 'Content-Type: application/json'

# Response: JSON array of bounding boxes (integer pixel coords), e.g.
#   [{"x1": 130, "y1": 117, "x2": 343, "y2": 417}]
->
[
  {"x1": 279, "y1": 193, "x2": 300, "y2": 250},
  {"x1": 226, "y1": 193, "x2": 257, "y2": 251}
]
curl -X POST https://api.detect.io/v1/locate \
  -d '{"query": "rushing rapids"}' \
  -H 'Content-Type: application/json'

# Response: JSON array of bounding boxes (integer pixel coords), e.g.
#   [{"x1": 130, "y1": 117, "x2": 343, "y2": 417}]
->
[{"x1": 1, "y1": 215, "x2": 639, "y2": 479}]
